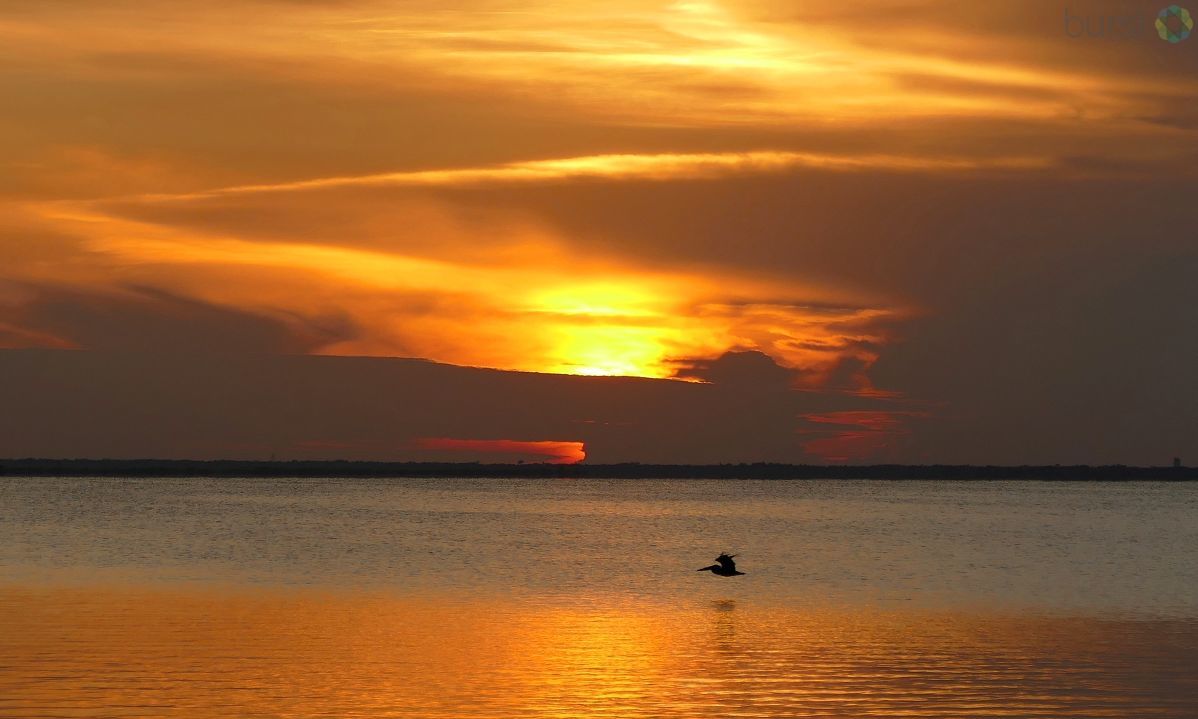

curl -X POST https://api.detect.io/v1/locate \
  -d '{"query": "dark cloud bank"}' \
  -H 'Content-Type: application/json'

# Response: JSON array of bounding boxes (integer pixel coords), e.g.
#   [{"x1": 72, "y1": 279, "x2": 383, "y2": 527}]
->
[{"x1": 0, "y1": 348, "x2": 901, "y2": 464}]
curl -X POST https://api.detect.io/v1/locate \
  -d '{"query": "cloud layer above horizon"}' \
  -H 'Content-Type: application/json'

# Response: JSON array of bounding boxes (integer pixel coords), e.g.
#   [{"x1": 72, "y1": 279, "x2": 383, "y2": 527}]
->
[{"x1": 1, "y1": 0, "x2": 1196, "y2": 463}]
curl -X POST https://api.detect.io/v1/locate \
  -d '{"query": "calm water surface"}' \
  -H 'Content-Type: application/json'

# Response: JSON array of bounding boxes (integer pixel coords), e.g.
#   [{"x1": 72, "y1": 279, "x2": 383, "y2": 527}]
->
[{"x1": 1, "y1": 478, "x2": 1195, "y2": 717}]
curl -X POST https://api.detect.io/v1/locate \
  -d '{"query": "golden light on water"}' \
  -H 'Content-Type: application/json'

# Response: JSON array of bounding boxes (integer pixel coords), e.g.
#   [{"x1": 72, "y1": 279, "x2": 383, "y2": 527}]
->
[
  {"x1": 3, "y1": 585, "x2": 1194, "y2": 718},
  {"x1": 2, "y1": 0, "x2": 1198, "y2": 711}
]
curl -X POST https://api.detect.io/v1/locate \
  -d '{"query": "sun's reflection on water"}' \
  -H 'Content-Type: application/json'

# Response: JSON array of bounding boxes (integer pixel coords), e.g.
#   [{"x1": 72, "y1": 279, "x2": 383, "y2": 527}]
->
[{"x1": 2, "y1": 584, "x2": 1194, "y2": 718}]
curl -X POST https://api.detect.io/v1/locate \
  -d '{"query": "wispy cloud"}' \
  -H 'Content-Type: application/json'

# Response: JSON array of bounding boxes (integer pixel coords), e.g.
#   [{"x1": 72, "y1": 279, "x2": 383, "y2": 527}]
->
[
  {"x1": 3, "y1": 0, "x2": 1197, "y2": 463},
  {"x1": 104, "y1": 151, "x2": 1054, "y2": 204}
]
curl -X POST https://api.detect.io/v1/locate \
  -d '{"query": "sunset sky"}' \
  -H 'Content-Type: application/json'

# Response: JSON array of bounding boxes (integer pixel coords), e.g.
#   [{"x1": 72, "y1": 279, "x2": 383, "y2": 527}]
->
[{"x1": 2, "y1": 0, "x2": 1196, "y2": 464}]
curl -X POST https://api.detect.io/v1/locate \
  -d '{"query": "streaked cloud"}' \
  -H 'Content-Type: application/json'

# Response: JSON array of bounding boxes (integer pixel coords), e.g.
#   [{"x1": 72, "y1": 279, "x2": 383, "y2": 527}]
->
[
  {"x1": 97, "y1": 150, "x2": 1053, "y2": 204},
  {"x1": 1, "y1": 0, "x2": 1196, "y2": 462}
]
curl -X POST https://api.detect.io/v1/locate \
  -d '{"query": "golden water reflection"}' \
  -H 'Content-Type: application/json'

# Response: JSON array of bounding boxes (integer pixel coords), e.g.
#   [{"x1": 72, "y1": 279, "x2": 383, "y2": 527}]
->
[{"x1": 2, "y1": 585, "x2": 1194, "y2": 718}]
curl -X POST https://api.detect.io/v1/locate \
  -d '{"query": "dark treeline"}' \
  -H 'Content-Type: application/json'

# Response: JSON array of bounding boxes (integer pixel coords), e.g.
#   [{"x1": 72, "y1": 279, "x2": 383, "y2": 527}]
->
[{"x1": 0, "y1": 458, "x2": 1194, "y2": 480}]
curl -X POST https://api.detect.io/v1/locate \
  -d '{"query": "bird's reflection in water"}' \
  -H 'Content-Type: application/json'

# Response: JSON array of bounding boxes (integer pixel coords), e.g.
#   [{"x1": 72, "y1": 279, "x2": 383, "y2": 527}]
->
[{"x1": 710, "y1": 599, "x2": 738, "y2": 656}]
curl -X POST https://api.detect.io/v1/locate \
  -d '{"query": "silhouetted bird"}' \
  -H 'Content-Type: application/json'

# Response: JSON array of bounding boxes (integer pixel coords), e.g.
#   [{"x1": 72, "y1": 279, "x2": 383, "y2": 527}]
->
[{"x1": 697, "y1": 553, "x2": 745, "y2": 577}]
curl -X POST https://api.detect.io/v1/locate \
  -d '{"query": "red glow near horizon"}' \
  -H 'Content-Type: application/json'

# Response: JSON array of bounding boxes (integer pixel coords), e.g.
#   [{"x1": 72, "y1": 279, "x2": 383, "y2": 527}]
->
[
  {"x1": 801, "y1": 411, "x2": 926, "y2": 462},
  {"x1": 415, "y1": 438, "x2": 587, "y2": 464},
  {"x1": 803, "y1": 411, "x2": 911, "y2": 432}
]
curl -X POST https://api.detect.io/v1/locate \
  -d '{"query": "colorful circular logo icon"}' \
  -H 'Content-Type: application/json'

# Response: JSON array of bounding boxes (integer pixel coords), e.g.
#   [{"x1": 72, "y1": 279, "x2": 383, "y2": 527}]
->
[{"x1": 1156, "y1": 5, "x2": 1193, "y2": 42}]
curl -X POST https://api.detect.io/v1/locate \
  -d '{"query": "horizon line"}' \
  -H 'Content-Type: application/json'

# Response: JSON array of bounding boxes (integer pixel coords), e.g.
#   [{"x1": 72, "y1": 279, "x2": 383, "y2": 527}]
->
[{"x1": 2, "y1": 458, "x2": 1193, "y2": 481}]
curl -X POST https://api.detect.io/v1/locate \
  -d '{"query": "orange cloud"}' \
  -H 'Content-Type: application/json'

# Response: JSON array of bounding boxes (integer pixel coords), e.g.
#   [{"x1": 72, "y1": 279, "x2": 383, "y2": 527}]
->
[
  {"x1": 4, "y1": 0, "x2": 1193, "y2": 418},
  {"x1": 12, "y1": 189, "x2": 904, "y2": 383}
]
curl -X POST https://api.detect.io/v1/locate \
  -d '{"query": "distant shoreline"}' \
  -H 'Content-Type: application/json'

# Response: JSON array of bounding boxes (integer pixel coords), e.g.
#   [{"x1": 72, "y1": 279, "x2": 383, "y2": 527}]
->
[{"x1": 0, "y1": 459, "x2": 1193, "y2": 480}]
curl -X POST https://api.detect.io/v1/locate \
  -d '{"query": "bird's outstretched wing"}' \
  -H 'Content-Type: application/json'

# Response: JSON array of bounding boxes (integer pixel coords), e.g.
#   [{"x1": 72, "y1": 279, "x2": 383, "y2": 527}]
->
[{"x1": 716, "y1": 554, "x2": 737, "y2": 571}]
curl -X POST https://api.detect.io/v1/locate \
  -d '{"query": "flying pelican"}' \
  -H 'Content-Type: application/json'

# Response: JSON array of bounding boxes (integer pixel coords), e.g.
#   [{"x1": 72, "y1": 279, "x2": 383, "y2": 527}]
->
[{"x1": 697, "y1": 553, "x2": 745, "y2": 577}]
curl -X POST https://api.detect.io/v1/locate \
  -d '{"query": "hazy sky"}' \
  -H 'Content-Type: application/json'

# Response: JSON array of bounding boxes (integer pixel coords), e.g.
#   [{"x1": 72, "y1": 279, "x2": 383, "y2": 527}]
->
[{"x1": 1, "y1": 0, "x2": 1196, "y2": 463}]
